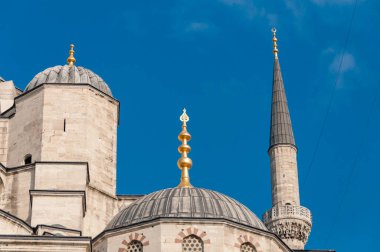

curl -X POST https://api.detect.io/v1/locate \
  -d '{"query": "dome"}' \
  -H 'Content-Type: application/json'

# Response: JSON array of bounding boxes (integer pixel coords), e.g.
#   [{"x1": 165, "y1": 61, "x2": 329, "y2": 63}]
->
[
  {"x1": 0, "y1": 76, "x2": 5, "y2": 82},
  {"x1": 106, "y1": 187, "x2": 267, "y2": 231},
  {"x1": 25, "y1": 65, "x2": 112, "y2": 96}
]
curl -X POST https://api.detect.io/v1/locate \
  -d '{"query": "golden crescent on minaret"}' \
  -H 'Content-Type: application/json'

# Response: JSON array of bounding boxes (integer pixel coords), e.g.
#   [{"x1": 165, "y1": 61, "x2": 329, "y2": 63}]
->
[
  {"x1": 272, "y1": 27, "x2": 278, "y2": 59},
  {"x1": 67, "y1": 44, "x2": 76, "y2": 67},
  {"x1": 177, "y1": 108, "x2": 193, "y2": 188}
]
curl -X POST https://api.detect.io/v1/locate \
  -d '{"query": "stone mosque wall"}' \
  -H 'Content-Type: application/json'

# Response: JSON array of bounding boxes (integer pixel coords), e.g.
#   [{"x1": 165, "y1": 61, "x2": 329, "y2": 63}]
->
[
  {"x1": 1, "y1": 167, "x2": 34, "y2": 221},
  {"x1": 0, "y1": 119, "x2": 9, "y2": 166},
  {"x1": 0, "y1": 83, "x2": 126, "y2": 237},
  {"x1": 6, "y1": 88, "x2": 44, "y2": 167},
  {"x1": 40, "y1": 85, "x2": 119, "y2": 196}
]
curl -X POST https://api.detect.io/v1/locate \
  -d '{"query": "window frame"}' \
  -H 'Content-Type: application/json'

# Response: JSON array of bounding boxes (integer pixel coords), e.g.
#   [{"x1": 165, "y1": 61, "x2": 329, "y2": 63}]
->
[{"x1": 182, "y1": 234, "x2": 204, "y2": 252}]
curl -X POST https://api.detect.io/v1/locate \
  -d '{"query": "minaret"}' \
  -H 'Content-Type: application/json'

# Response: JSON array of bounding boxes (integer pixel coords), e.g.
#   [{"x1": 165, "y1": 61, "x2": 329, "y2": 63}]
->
[{"x1": 263, "y1": 28, "x2": 312, "y2": 250}]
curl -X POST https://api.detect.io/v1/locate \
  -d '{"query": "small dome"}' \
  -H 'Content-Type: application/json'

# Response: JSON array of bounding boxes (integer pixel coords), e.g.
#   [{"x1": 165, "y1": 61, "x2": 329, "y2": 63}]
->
[
  {"x1": 106, "y1": 187, "x2": 267, "y2": 231},
  {"x1": 25, "y1": 65, "x2": 112, "y2": 96},
  {"x1": 0, "y1": 76, "x2": 5, "y2": 82}
]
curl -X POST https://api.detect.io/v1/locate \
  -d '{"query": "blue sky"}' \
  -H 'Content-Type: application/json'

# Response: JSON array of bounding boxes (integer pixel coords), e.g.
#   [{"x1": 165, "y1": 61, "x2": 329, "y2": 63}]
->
[{"x1": 1, "y1": 0, "x2": 378, "y2": 250}]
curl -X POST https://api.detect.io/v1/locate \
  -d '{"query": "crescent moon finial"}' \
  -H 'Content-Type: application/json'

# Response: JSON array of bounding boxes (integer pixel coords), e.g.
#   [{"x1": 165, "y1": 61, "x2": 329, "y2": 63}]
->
[
  {"x1": 272, "y1": 28, "x2": 278, "y2": 59},
  {"x1": 180, "y1": 108, "x2": 190, "y2": 125}
]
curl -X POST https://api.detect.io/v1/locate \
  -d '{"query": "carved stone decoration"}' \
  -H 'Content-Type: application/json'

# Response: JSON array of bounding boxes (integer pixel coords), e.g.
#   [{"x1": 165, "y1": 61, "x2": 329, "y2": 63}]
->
[
  {"x1": 263, "y1": 205, "x2": 312, "y2": 250},
  {"x1": 175, "y1": 227, "x2": 211, "y2": 245},
  {"x1": 266, "y1": 219, "x2": 311, "y2": 249},
  {"x1": 118, "y1": 233, "x2": 149, "y2": 252},
  {"x1": 234, "y1": 234, "x2": 263, "y2": 252}
]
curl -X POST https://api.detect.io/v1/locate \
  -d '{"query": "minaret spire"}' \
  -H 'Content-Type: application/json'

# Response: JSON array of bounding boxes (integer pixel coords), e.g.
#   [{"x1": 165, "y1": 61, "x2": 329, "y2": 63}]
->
[
  {"x1": 67, "y1": 44, "x2": 76, "y2": 67},
  {"x1": 263, "y1": 28, "x2": 312, "y2": 250},
  {"x1": 177, "y1": 108, "x2": 193, "y2": 188},
  {"x1": 269, "y1": 28, "x2": 295, "y2": 149}
]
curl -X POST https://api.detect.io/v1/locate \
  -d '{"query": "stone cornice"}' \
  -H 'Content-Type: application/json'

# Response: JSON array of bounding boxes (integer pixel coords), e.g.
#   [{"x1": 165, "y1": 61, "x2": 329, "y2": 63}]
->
[
  {"x1": 0, "y1": 162, "x2": 90, "y2": 183},
  {"x1": 29, "y1": 190, "x2": 86, "y2": 216},
  {"x1": 0, "y1": 83, "x2": 120, "y2": 125},
  {"x1": 35, "y1": 224, "x2": 82, "y2": 236},
  {"x1": 0, "y1": 209, "x2": 33, "y2": 234}
]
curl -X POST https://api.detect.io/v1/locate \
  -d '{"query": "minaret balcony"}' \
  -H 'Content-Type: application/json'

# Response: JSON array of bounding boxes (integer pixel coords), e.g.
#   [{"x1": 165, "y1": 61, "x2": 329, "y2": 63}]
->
[
  {"x1": 263, "y1": 205, "x2": 312, "y2": 249},
  {"x1": 263, "y1": 205, "x2": 312, "y2": 226}
]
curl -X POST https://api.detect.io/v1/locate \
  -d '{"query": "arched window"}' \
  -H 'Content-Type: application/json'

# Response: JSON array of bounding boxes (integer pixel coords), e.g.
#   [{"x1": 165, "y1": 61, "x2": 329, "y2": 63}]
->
[
  {"x1": 24, "y1": 154, "x2": 32, "y2": 165},
  {"x1": 126, "y1": 240, "x2": 143, "y2": 252},
  {"x1": 182, "y1": 235, "x2": 203, "y2": 252},
  {"x1": 241, "y1": 242, "x2": 257, "y2": 252}
]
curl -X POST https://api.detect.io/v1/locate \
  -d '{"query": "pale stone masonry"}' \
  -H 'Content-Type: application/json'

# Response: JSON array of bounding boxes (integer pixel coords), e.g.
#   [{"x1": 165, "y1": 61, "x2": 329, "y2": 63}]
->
[
  {"x1": 269, "y1": 145, "x2": 300, "y2": 206},
  {"x1": 0, "y1": 40, "x2": 332, "y2": 252},
  {"x1": 0, "y1": 65, "x2": 139, "y2": 251}
]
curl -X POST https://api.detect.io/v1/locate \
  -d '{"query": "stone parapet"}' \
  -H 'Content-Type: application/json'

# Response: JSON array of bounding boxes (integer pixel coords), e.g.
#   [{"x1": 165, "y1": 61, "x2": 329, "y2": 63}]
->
[
  {"x1": 263, "y1": 205, "x2": 312, "y2": 250},
  {"x1": 263, "y1": 205, "x2": 312, "y2": 225}
]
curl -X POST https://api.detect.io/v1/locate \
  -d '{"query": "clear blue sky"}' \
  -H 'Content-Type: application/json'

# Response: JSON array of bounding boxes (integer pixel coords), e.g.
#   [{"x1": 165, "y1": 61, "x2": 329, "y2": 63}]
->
[{"x1": 1, "y1": 0, "x2": 378, "y2": 250}]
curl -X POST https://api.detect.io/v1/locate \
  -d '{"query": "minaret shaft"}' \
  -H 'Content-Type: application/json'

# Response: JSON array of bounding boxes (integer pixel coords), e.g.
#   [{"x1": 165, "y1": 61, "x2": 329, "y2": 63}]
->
[{"x1": 269, "y1": 145, "x2": 300, "y2": 206}]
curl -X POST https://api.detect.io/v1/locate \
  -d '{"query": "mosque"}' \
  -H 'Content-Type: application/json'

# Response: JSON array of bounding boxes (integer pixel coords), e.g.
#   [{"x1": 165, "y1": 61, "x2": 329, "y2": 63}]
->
[{"x1": 0, "y1": 30, "x2": 334, "y2": 252}]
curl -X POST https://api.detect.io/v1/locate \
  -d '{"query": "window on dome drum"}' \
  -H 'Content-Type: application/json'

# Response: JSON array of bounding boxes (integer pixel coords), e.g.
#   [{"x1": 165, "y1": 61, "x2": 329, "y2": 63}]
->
[
  {"x1": 182, "y1": 235, "x2": 204, "y2": 252},
  {"x1": 241, "y1": 242, "x2": 257, "y2": 252},
  {"x1": 24, "y1": 154, "x2": 32, "y2": 165},
  {"x1": 126, "y1": 240, "x2": 143, "y2": 252}
]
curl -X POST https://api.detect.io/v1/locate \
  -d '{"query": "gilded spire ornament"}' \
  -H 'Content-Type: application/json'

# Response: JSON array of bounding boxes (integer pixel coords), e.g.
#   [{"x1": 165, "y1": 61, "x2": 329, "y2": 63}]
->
[
  {"x1": 177, "y1": 108, "x2": 193, "y2": 188},
  {"x1": 67, "y1": 44, "x2": 76, "y2": 67},
  {"x1": 272, "y1": 28, "x2": 278, "y2": 59}
]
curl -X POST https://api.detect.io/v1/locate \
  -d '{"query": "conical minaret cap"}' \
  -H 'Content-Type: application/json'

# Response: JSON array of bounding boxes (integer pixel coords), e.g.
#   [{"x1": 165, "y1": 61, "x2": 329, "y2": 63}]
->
[{"x1": 269, "y1": 28, "x2": 296, "y2": 149}]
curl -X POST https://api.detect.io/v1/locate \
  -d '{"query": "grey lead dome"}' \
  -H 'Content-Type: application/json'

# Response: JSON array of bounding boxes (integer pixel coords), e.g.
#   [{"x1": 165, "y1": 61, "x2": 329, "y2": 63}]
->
[
  {"x1": 106, "y1": 187, "x2": 267, "y2": 231},
  {"x1": 25, "y1": 65, "x2": 112, "y2": 96}
]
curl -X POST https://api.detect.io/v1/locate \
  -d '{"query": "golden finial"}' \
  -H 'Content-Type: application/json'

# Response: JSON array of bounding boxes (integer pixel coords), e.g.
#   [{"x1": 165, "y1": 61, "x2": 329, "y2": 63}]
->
[
  {"x1": 272, "y1": 28, "x2": 278, "y2": 59},
  {"x1": 177, "y1": 108, "x2": 193, "y2": 188},
  {"x1": 67, "y1": 44, "x2": 76, "y2": 67}
]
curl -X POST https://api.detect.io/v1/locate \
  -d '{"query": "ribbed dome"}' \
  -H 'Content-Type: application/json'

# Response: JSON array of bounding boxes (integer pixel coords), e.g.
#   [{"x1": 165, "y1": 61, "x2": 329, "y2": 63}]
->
[
  {"x1": 25, "y1": 65, "x2": 112, "y2": 96},
  {"x1": 107, "y1": 188, "x2": 267, "y2": 230}
]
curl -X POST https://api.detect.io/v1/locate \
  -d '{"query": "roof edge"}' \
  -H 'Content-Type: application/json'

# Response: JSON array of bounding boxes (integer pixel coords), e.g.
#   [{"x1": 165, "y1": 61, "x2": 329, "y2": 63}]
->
[{"x1": 0, "y1": 209, "x2": 34, "y2": 234}]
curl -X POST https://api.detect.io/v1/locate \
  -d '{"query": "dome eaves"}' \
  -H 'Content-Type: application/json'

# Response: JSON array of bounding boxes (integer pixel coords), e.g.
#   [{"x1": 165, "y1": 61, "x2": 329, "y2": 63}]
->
[{"x1": 106, "y1": 187, "x2": 267, "y2": 231}]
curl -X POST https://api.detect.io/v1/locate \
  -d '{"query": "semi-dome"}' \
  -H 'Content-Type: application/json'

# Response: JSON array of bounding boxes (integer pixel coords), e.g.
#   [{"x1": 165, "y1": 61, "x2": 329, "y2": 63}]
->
[
  {"x1": 106, "y1": 187, "x2": 267, "y2": 231},
  {"x1": 25, "y1": 65, "x2": 112, "y2": 96}
]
